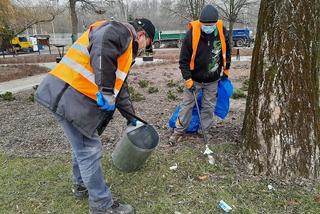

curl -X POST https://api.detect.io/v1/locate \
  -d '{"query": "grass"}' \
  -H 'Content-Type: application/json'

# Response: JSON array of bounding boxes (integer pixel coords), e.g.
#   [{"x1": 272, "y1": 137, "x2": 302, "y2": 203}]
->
[
  {"x1": 148, "y1": 86, "x2": 159, "y2": 94},
  {"x1": 1, "y1": 144, "x2": 320, "y2": 214},
  {"x1": 240, "y1": 79, "x2": 250, "y2": 91},
  {"x1": 176, "y1": 85, "x2": 184, "y2": 93},
  {"x1": 167, "y1": 80, "x2": 177, "y2": 88},
  {"x1": 0, "y1": 91, "x2": 15, "y2": 101},
  {"x1": 167, "y1": 89, "x2": 178, "y2": 101},
  {"x1": 128, "y1": 86, "x2": 145, "y2": 102},
  {"x1": 138, "y1": 80, "x2": 149, "y2": 88},
  {"x1": 232, "y1": 88, "x2": 247, "y2": 99},
  {"x1": 28, "y1": 85, "x2": 38, "y2": 102}
]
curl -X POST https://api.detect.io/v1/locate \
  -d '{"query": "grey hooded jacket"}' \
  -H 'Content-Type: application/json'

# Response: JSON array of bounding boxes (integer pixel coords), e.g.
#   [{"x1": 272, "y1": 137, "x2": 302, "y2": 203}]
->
[{"x1": 35, "y1": 21, "x2": 138, "y2": 138}]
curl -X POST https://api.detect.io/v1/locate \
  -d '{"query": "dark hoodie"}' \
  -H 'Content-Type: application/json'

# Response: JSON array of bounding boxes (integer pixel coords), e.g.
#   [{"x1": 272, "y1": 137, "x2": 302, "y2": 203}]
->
[{"x1": 179, "y1": 27, "x2": 231, "y2": 83}]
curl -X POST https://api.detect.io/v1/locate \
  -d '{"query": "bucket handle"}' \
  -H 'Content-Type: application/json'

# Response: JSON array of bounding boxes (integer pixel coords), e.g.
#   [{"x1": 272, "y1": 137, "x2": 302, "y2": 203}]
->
[{"x1": 116, "y1": 104, "x2": 148, "y2": 125}]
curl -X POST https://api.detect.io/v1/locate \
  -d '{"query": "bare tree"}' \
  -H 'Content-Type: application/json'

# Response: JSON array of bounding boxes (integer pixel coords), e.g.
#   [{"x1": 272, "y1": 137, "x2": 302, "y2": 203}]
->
[
  {"x1": 0, "y1": 0, "x2": 63, "y2": 36},
  {"x1": 172, "y1": 0, "x2": 206, "y2": 21},
  {"x1": 211, "y1": 0, "x2": 258, "y2": 47},
  {"x1": 69, "y1": 0, "x2": 109, "y2": 42},
  {"x1": 242, "y1": 0, "x2": 320, "y2": 179}
]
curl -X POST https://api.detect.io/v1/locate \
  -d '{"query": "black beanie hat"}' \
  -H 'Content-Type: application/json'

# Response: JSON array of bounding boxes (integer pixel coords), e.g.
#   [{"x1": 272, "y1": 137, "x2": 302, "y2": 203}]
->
[{"x1": 200, "y1": 5, "x2": 219, "y2": 23}]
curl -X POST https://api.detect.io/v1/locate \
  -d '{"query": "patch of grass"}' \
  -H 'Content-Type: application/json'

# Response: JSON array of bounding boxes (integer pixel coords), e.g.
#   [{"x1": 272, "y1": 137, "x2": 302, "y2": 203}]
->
[
  {"x1": 176, "y1": 85, "x2": 184, "y2": 93},
  {"x1": 1, "y1": 144, "x2": 320, "y2": 214},
  {"x1": 128, "y1": 86, "x2": 145, "y2": 102},
  {"x1": 138, "y1": 80, "x2": 149, "y2": 88},
  {"x1": 232, "y1": 88, "x2": 247, "y2": 99},
  {"x1": 148, "y1": 86, "x2": 159, "y2": 94},
  {"x1": 167, "y1": 79, "x2": 177, "y2": 88},
  {"x1": 0, "y1": 91, "x2": 15, "y2": 101},
  {"x1": 28, "y1": 85, "x2": 38, "y2": 102},
  {"x1": 167, "y1": 89, "x2": 178, "y2": 101},
  {"x1": 241, "y1": 79, "x2": 250, "y2": 91},
  {"x1": 128, "y1": 86, "x2": 135, "y2": 95}
]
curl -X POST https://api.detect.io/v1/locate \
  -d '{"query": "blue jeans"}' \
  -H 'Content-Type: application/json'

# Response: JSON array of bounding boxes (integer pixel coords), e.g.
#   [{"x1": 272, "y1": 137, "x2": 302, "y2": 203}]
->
[{"x1": 55, "y1": 115, "x2": 113, "y2": 209}]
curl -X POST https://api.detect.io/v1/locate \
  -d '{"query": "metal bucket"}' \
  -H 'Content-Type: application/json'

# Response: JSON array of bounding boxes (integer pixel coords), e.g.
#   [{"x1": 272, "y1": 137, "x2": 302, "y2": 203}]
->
[{"x1": 112, "y1": 124, "x2": 159, "y2": 172}]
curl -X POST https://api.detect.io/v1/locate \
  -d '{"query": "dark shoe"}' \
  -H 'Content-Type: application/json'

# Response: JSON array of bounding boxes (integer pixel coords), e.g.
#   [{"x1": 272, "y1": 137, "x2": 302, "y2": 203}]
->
[
  {"x1": 168, "y1": 132, "x2": 183, "y2": 146},
  {"x1": 72, "y1": 184, "x2": 88, "y2": 199},
  {"x1": 89, "y1": 201, "x2": 134, "y2": 214}
]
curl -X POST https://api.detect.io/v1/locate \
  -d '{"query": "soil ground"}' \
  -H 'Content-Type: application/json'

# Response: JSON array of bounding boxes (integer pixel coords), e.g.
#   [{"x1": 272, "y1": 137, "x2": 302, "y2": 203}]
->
[{"x1": 0, "y1": 50, "x2": 249, "y2": 157}]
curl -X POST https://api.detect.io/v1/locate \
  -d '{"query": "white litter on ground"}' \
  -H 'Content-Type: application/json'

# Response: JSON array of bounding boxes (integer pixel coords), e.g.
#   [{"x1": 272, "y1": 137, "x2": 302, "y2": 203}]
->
[
  {"x1": 208, "y1": 155, "x2": 215, "y2": 165},
  {"x1": 169, "y1": 163, "x2": 178, "y2": 170},
  {"x1": 203, "y1": 145, "x2": 213, "y2": 155}
]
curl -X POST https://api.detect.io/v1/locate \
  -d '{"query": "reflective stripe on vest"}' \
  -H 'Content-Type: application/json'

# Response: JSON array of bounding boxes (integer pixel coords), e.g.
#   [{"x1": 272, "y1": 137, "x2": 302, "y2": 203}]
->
[
  {"x1": 50, "y1": 20, "x2": 133, "y2": 100},
  {"x1": 188, "y1": 20, "x2": 229, "y2": 76}
]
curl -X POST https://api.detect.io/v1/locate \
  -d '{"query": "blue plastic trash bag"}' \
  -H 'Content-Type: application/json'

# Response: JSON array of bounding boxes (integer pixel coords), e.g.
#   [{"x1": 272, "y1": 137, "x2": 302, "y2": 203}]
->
[
  {"x1": 214, "y1": 78, "x2": 233, "y2": 119},
  {"x1": 169, "y1": 90, "x2": 203, "y2": 133}
]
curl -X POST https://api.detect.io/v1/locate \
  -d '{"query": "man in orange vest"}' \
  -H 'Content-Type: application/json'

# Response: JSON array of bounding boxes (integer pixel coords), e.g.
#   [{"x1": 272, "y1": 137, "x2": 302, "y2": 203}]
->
[
  {"x1": 169, "y1": 5, "x2": 231, "y2": 145},
  {"x1": 35, "y1": 18, "x2": 155, "y2": 214}
]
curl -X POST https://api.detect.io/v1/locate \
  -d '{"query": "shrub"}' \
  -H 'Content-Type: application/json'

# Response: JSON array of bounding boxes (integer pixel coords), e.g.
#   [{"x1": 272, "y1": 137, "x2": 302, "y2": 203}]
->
[
  {"x1": 176, "y1": 85, "x2": 184, "y2": 93},
  {"x1": 138, "y1": 80, "x2": 149, "y2": 88},
  {"x1": 0, "y1": 92, "x2": 15, "y2": 101},
  {"x1": 167, "y1": 79, "x2": 177, "y2": 88},
  {"x1": 167, "y1": 90, "x2": 178, "y2": 101},
  {"x1": 148, "y1": 86, "x2": 159, "y2": 94},
  {"x1": 241, "y1": 79, "x2": 250, "y2": 91},
  {"x1": 29, "y1": 85, "x2": 38, "y2": 102},
  {"x1": 128, "y1": 86, "x2": 145, "y2": 102},
  {"x1": 232, "y1": 88, "x2": 246, "y2": 99}
]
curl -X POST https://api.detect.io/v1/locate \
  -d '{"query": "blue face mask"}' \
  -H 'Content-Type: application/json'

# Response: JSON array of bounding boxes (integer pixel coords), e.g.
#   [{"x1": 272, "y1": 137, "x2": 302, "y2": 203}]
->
[{"x1": 201, "y1": 24, "x2": 216, "y2": 34}]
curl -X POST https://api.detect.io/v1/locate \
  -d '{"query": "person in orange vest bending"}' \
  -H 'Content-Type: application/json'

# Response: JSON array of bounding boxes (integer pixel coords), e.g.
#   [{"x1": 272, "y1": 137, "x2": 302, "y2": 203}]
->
[
  {"x1": 35, "y1": 18, "x2": 155, "y2": 214},
  {"x1": 169, "y1": 5, "x2": 231, "y2": 145}
]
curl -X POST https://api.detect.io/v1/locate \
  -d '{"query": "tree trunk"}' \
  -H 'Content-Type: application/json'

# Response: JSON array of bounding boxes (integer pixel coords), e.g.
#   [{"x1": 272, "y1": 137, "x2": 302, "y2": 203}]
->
[
  {"x1": 228, "y1": 20, "x2": 234, "y2": 49},
  {"x1": 242, "y1": 0, "x2": 320, "y2": 179},
  {"x1": 69, "y1": 0, "x2": 78, "y2": 43}
]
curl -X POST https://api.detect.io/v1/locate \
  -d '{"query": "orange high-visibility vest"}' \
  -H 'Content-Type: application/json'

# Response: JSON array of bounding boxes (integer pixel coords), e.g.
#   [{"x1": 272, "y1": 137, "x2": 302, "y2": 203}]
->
[
  {"x1": 50, "y1": 21, "x2": 133, "y2": 101},
  {"x1": 188, "y1": 20, "x2": 229, "y2": 76}
]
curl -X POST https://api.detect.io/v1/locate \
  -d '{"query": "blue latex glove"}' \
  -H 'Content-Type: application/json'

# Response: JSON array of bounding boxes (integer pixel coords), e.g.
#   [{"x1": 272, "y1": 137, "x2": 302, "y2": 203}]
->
[
  {"x1": 127, "y1": 118, "x2": 137, "y2": 126},
  {"x1": 96, "y1": 92, "x2": 115, "y2": 111}
]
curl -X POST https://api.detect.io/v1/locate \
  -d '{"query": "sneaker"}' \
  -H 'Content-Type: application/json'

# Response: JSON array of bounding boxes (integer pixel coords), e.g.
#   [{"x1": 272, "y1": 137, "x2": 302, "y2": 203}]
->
[
  {"x1": 168, "y1": 132, "x2": 183, "y2": 146},
  {"x1": 89, "y1": 201, "x2": 134, "y2": 214},
  {"x1": 72, "y1": 184, "x2": 88, "y2": 199}
]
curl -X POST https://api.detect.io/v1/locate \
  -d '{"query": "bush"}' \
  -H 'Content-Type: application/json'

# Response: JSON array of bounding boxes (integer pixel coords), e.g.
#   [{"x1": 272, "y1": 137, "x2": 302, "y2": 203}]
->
[
  {"x1": 29, "y1": 85, "x2": 38, "y2": 102},
  {"x1": 148, "y1": 86, "x2": 159, "y2": 94},
  {"x1": 128, "y1": 86, "x2": 145, "y2": 102},
  {"x1": 0, "y1": 92, "x2": 15, "y2": 101},
  {"x1": 241, "y1": 79, "x2": 250, "y2": 91},
  {"x1": 232, "y1": 88, "x2": 246, "y2": 99},
  {"x1": 176, "y1": 85, "x2": 184, "y2": 93},
  {"x1": 138, "y1": 80, "x2": 149, "y2": 88},
  {"x1": 167, "y1": 79, "x2": 177, "y2": 88},
  {"x1": 167, "y1": 90, "x2": 178, "y2": 101}
]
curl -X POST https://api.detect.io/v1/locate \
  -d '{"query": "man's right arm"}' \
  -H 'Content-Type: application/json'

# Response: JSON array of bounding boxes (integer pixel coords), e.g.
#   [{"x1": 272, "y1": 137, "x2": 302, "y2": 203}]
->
[{"x1": 179, "y1": 30, "x2": 193, "y2": 80}]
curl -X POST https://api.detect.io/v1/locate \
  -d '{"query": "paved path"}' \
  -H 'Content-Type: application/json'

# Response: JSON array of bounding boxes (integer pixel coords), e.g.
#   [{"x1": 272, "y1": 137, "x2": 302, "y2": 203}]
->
[
  {"x1": 0, "y1": 59, "x2": 163, "y2": 94},
  {"x1": 0, "y1": 74, "x2": 46, "y2": 94}
]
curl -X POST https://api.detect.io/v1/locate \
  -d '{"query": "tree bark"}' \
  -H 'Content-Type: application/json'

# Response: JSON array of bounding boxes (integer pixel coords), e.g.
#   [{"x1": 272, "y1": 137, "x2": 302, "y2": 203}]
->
[
  {"x1": 242, "y1": 0, "x2": 320, "y2": 179},
  {"x1": 69, "y1": 0, "x2": 78, "y2": 43},
  {"x1": 228, "y1": 20, "x2": 234, "y2": 49}
]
